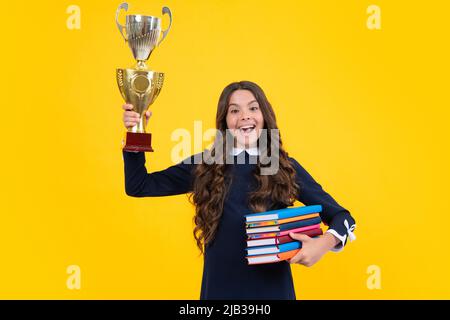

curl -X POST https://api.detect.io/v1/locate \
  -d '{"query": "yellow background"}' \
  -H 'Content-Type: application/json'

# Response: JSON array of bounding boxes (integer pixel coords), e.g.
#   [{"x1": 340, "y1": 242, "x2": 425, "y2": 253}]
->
[{"x1": 1, "y1": 0, "x2": 449, "y2": 299}]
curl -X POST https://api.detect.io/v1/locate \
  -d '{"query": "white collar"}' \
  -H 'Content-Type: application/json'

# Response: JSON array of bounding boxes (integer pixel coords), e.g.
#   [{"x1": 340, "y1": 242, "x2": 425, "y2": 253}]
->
[{"x1": 231, "y1": 147, "x2": 260, "y2": 156}]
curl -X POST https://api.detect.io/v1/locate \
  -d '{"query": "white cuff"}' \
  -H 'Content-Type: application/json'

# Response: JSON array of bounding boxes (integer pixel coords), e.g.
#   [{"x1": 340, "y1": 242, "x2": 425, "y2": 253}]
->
[{"x1": 326, "y1": 220, "x2": 357, "y2": 253}]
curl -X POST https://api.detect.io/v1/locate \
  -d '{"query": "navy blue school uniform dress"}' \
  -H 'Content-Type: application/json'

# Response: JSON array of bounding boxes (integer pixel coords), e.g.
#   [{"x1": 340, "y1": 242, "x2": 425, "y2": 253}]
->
[{"x1": 123, "y1": 148, "x2": 356, "y2": 300}]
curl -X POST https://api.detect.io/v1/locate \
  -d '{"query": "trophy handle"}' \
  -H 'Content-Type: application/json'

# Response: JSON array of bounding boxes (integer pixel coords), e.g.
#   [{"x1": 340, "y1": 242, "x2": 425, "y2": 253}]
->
[
  {"x1": 116, "y1": 2, "x2": 129, "y2": 41},
  {"x1": 157, "y1": 6, "x2": 172, "y2": 46}
]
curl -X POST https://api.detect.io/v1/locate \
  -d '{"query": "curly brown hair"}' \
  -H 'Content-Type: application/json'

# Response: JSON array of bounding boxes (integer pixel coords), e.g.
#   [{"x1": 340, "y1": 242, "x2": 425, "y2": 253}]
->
[{"x1": 189, "y1": 81, "x2": 300, "y2": 254}]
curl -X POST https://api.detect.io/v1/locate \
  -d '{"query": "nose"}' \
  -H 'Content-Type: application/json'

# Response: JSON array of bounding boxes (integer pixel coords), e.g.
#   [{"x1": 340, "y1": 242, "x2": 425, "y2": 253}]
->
[{"x1": 240, "y1": 111, "x2": 251, "y2": 120}]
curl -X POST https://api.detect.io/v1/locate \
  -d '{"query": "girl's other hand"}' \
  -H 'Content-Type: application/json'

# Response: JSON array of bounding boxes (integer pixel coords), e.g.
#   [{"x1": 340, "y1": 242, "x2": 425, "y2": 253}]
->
[{"x1": 288, "y1": 232, "x2": 338, "y2": 267}]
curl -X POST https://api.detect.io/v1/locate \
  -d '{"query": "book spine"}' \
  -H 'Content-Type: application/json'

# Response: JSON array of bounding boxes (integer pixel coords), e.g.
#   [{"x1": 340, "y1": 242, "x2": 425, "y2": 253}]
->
[
  {"x1": 247, "y1": 217, "x2": 321, "y2": 234},
  {"x1": 245, "y1": 213, "x2": 320, "y2": 228},
  {"x1": 245, "y1": 205, "x2": 323, "y2": 222},
  {"x1": 278, "y1": 223, "x2": 321, "y2": 236},
  {"x1": 247, "y1": 223, "x2": 321, "y2": 240},
  {"x1": 276, "y1": 234, "x2": 293, "y2": 244},
  {"x1": 247, "y1": 228, "x2": 324, "y2": 247},
  {"x1": 247, "y1": 249, "x2": 300, "y2": 265}
]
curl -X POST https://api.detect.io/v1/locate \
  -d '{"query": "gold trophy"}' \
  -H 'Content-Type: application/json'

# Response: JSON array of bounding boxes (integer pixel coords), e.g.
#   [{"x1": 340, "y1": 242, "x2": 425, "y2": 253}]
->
[{"x1": 116, "y1": 2, "x2": 172, "y2": 152}]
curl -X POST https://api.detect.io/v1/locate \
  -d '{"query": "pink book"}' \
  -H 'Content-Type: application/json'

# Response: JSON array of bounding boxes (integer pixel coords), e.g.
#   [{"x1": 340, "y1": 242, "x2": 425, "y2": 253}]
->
[{"x1": 247, "y1": 223, "x2": 321, "y2": 240}]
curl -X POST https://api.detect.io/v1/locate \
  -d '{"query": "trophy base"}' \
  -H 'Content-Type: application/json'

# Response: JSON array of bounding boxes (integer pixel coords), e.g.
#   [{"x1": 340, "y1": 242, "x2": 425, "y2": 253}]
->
[{"x1": 123, "y1": 132, "x2": 154, "y2": 152}]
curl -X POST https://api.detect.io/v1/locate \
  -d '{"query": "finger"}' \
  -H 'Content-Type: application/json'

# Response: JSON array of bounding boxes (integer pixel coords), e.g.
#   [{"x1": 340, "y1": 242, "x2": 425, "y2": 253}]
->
[
  {"x1": 124, "y1": 117, "x2": 139, "y2": 124},
  {"x1": 124, "y1": 119, "x2": 138, "y2": 125},
  {"x1": 123, "y1": 111, "x2": 134, "y2": 118},
  {"x1": 145, "y1": 110, "x2": 152, "y2": 118},
  {"x1": 302, "y1": 261, "x2": 313, "y2": 267},
  {"x1": 122, "y1": 103, "x2": 134, "y2": 111},
  {"x1": 123, "y1": 116, "x2": 137, "y2": 124},
  {"x1": 289, "y1": 232, "x2": 311, "y2": 242},
  {"x1": 289, "y1": 251, "x2": 305, "y2": 264},
  {"x1": 299, "y1": 257, "x2": 313, "y2": 267},
  {"x1": 124, "y1": 111, "x2": 140, "y2": 120},
  {"x1": 124, "y1": 121, "x2": 137, "y2": 128}
]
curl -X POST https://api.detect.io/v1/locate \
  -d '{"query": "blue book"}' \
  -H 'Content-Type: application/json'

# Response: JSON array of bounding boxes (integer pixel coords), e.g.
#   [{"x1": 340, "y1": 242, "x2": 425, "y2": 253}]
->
[
  {"x1": 245, "y1": 205, "x2": 322, "y2": 223},
  {"x1": 246, "y1": 216, "x2": 322, "y2": 234},
  {"x1": 246, "y1": 241, "x2": 302, "y2": 257}
]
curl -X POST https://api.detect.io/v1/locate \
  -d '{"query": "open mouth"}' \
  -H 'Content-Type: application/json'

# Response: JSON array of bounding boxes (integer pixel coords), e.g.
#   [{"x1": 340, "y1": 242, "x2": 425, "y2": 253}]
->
[{"x1": 239, "y1": 125, "x2": 256, "y2": 134}]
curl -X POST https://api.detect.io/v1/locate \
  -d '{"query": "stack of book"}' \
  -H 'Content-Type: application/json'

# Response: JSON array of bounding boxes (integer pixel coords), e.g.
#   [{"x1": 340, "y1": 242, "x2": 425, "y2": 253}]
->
[{"x1": 245, "y1": 205, "x2": 323, "y2": 265}]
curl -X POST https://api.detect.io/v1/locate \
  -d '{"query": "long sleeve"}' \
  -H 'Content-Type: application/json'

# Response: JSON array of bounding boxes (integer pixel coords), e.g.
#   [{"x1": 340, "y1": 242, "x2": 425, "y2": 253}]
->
[
  {"x1": 123, "y1": 150, "x2": 196, "y2": 197},
  {"x1": 289, "y1": 157, "x2": 356, "y2": 251}
]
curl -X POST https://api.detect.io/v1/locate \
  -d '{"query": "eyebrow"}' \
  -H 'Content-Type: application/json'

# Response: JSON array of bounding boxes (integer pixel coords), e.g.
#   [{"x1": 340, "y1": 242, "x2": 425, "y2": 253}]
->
[{"x1": 228, "y1": 100, "x2": 258, "y2": 107}]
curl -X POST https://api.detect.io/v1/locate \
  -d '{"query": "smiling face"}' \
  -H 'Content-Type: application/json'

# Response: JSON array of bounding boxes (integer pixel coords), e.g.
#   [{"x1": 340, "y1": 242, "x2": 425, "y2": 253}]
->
[{"x1": 225, "y1": 89, "x2": 265, "y2": 149}]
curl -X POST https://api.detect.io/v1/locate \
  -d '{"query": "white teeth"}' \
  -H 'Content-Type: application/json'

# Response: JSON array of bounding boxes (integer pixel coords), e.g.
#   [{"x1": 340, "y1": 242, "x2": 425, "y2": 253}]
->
[{"x1": 239, "y1": 125, "x2": 256, "y2": 133}]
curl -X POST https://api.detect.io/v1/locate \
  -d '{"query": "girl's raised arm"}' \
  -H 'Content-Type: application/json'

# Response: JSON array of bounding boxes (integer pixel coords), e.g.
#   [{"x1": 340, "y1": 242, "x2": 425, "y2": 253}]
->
[{"x1": 123, "y1": 151, "x2": 196, "y2": 197}]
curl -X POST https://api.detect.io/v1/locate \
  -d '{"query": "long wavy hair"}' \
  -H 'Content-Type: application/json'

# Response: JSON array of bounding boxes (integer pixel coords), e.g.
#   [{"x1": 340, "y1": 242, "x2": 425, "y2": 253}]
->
[{"x1": 190, "y1": 81, "x2": 300, "y2": 254}]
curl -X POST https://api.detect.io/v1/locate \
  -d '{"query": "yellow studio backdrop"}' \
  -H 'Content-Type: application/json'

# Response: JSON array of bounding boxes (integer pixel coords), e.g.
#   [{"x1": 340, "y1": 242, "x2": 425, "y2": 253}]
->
[{"x1": 1, "y1": 0, "x2": 449, "y2": 299}]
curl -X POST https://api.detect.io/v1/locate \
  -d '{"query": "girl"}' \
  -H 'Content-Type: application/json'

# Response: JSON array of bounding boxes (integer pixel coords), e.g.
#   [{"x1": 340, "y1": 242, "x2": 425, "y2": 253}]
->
[{"x1": 122, "y1": 81, "x2": 356, "y2": 299}]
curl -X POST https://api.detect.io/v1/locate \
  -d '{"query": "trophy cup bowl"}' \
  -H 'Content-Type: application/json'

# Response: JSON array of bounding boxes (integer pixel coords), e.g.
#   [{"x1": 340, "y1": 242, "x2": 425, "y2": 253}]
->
[
  {"x1": 116, "y1": 2, "x2": 172, "y2": 152},
  {"x1": 116, "y1": 69, "x2": 164, "y2": 152}
]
